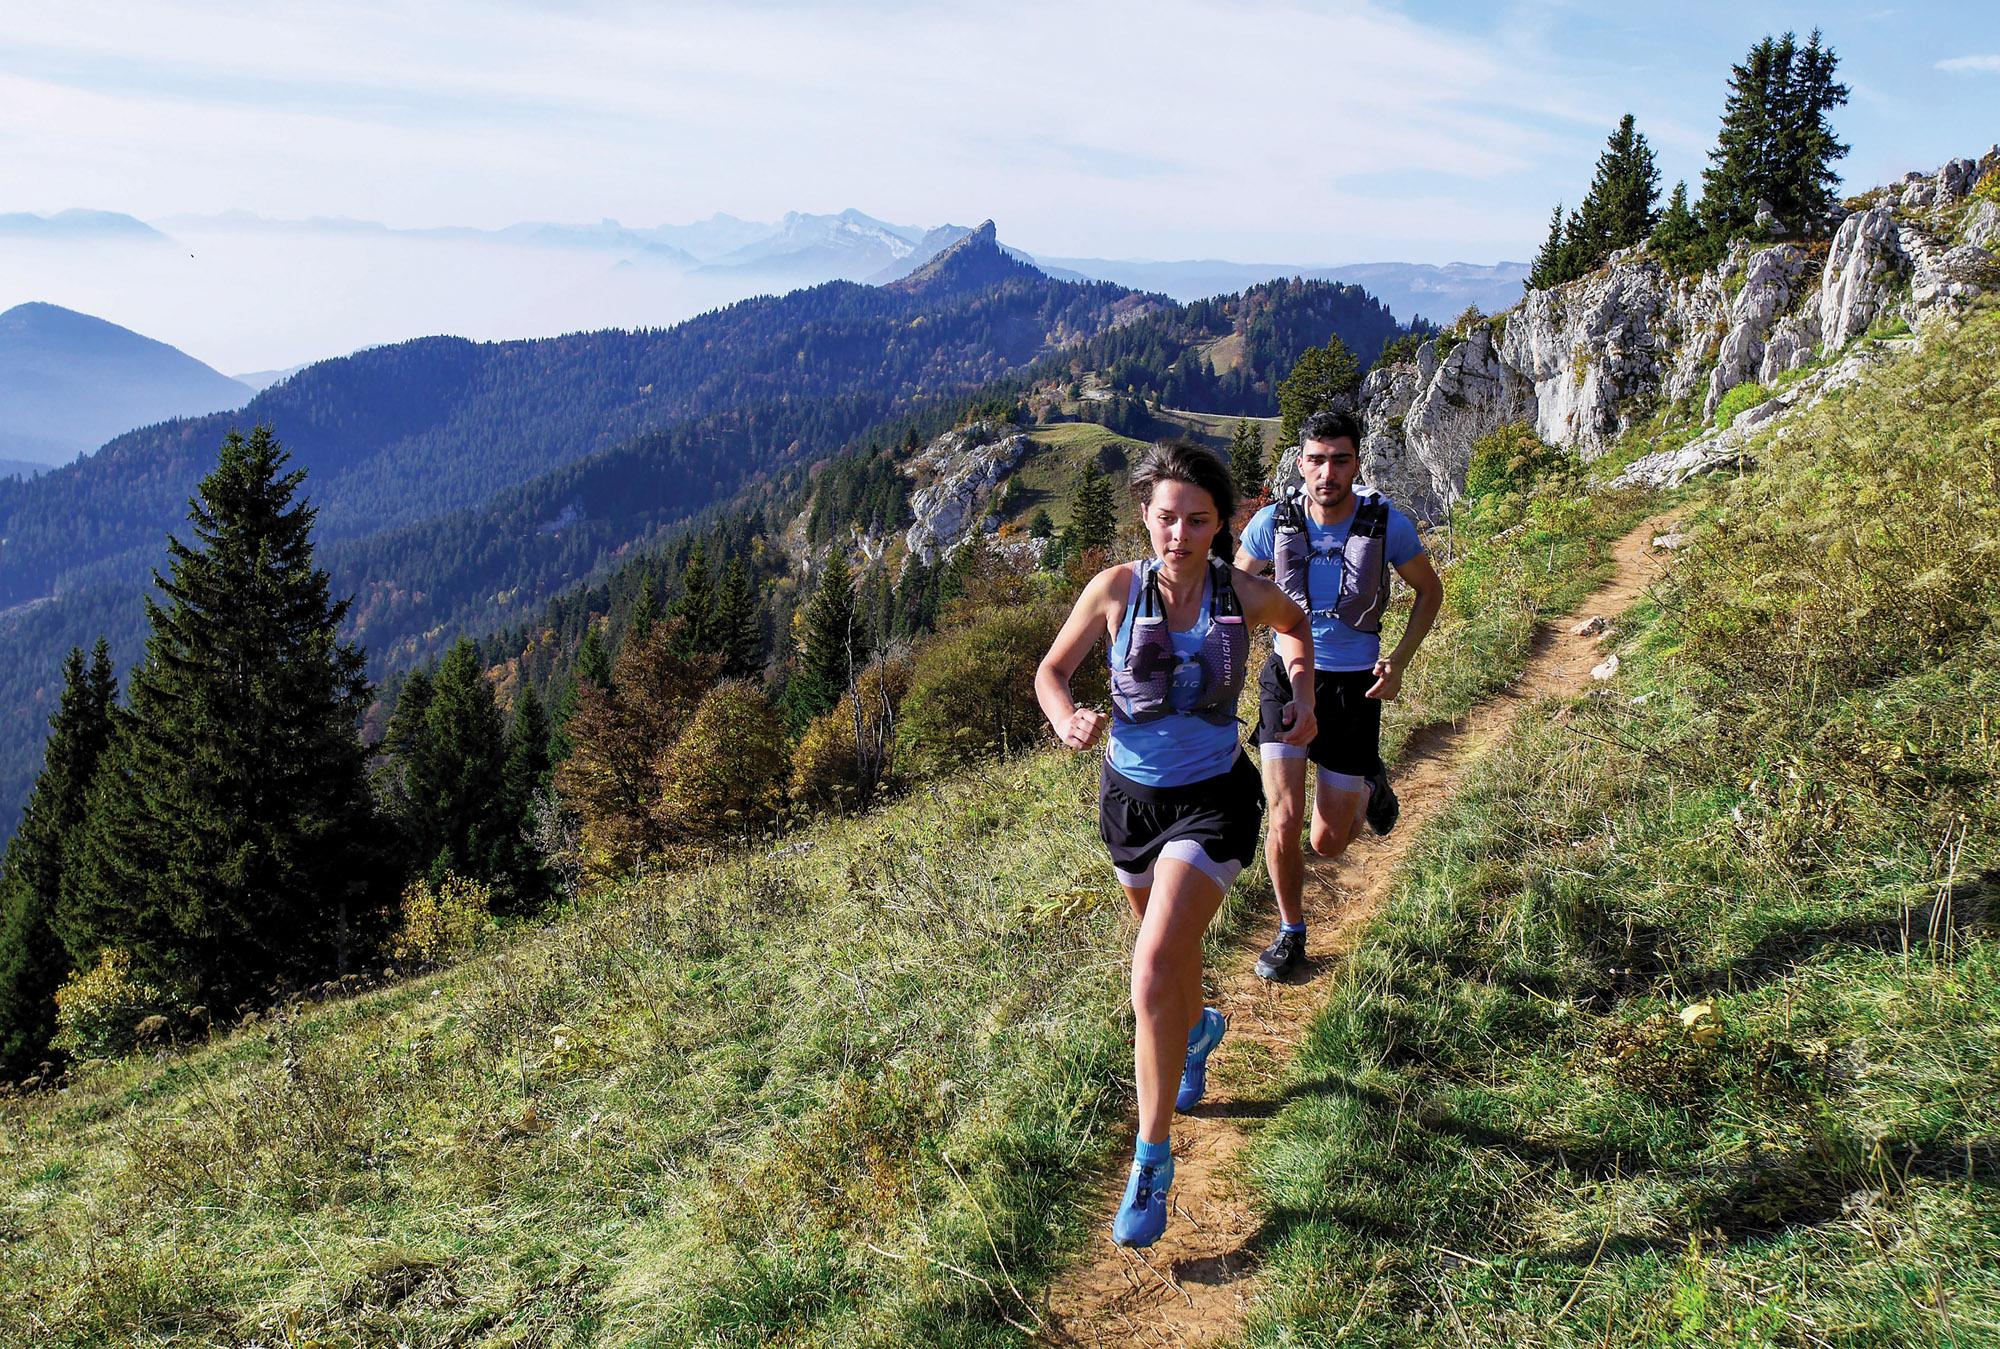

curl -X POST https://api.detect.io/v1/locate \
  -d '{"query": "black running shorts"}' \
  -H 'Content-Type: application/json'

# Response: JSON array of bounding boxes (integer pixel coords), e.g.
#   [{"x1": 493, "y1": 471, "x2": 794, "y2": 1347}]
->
[
  {"x1": 1251, "y1": 656, "x2": 1383, "y2": 778},
  {"x1": 1098, "y1": 754, "x2": 1263, "y2": 892}
]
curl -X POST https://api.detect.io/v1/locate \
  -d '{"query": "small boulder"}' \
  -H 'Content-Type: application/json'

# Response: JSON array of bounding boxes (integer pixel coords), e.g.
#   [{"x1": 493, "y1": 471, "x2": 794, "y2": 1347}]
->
[
  {"x1": 1570, "y1": 615, "x2": 1608, "y2": 636},
  {"x1": 134, "y1": 1015, "x2": 170, "y2": 1042},
  {"x1": 1590, "y1": 654, "x2": 1621, "y2": 681},
  {"x1": 1652, "y1": 532, "x2": 1691, "y2": 550}
]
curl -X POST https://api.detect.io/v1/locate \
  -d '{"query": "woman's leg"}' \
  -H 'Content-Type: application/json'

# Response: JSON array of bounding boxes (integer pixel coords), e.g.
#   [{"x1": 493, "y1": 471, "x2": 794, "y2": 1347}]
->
[{"x1": 1129, "y1": 858, "x2": 1227, "y2": 1144}]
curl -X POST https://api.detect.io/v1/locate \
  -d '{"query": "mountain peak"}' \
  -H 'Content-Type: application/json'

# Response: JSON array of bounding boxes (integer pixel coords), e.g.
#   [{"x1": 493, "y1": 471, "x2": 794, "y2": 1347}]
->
[{"x1": 888, "y1": 221, "x2": 1036, "y2": 295}]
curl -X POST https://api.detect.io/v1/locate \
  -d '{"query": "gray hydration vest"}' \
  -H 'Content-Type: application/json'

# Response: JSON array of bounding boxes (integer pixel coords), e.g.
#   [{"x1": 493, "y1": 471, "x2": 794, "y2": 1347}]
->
[
  {"x1": 1271, "y1": 488, "x2": 1392, "y2": 635},
  {"x1": 1110, "y1": 559, "x2": 1248, "y2": 727}
]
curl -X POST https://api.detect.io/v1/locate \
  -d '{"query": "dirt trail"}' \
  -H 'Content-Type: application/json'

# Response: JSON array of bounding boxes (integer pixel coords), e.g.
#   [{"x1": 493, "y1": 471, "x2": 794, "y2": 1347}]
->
[{"x1": 1040, "y1": 514, "x2": 1677, "y2": 1347}]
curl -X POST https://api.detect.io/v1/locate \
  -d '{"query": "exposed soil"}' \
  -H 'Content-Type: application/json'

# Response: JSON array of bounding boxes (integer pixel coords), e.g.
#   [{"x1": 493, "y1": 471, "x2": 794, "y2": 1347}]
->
[{"x1": 1039, "y1": 515, "x2": 1677, "y2": 1346}]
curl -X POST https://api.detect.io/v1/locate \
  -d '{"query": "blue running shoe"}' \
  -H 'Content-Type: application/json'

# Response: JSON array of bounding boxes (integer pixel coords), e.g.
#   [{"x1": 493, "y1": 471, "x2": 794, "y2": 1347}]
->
[
  {"x1": 1112, "y1": 1155, "x2": 1175, "y2": 1247},
  {"x1": 1176, "y1": 1007, "x2": 1227, "y2": 1111}
]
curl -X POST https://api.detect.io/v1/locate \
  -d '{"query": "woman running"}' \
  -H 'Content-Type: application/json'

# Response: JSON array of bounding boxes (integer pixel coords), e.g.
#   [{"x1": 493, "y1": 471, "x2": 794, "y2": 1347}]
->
[{"x1": 1035, "y1": 440, "x2": 1315, "y2": 1248}]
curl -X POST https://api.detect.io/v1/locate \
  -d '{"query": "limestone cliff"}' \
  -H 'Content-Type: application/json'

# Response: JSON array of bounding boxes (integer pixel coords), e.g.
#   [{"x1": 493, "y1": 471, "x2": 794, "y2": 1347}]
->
[{"x1": 1353, "y1": 148, "x2": 2000, "y2": 519}]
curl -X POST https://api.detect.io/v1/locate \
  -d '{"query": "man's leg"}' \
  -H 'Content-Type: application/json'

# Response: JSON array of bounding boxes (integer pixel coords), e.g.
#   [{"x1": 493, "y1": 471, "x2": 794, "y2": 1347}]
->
[
  {"x1": 1308, "y1": 769, "x2": 1370, "y2": 860},
  {"x1": 1259, "y1": 754, "x2": 1308, "y2": 927}
]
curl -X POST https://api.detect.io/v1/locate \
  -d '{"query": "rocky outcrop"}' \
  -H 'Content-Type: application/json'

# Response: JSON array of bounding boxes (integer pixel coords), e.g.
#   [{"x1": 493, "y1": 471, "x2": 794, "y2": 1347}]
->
[
  {"x1": 1353, "y1": 149, "x2": 2000, "y2": 519},
  {"x1": 901, "y1": 421, "x2": 1029, "y2": 564}
]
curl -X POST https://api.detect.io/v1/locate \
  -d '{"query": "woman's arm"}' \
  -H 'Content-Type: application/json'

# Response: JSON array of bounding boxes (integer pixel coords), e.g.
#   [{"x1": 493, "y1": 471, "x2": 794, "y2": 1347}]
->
[
  {"x1": 1036, "y1": 566, "x2": 1126, "y2": 750},
  {"x1": 1235, "y1": 569, "x2": 1317, "y2": 747}
]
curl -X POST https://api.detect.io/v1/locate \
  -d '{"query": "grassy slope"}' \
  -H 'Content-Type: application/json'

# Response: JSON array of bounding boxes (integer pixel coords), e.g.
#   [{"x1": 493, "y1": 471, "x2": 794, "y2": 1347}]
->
[
  {"x1": 1, "y1": 752, "x2": 1151, "y2": 1345},
  {"x1": 1244, "y1": 308, "x2": 2000, "y2": 1346}
]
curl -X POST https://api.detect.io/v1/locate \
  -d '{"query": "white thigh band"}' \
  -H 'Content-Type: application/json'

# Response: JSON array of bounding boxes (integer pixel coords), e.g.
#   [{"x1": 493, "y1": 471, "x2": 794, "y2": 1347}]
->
[
  {"x1": 1113, "y1": 840, "x2": 1245, "y2": 894},
  {"x1": 1259, "y1": 741, "x2": 1308, "y2": 761},
  {"x1": 1317, "y1": 767, "x2": 1368, "y2": 795}
]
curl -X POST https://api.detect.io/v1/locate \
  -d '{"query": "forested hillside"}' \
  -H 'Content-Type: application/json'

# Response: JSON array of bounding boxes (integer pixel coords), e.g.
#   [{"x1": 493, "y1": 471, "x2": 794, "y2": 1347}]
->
[
  {"x1": 0, "y1": 254, "x2": 1418, "y2": 844},
  {"x1": 0, "y1": 231, "x2": 1147, "y2": 608}
]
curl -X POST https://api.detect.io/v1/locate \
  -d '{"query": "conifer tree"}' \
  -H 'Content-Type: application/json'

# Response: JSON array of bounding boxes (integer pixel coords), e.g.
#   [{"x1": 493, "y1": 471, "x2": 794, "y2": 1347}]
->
[
  {"x1": 1229, "y1": 418, "x2": 1266, "y2": 503},
  {"x1": 404, "y1": 639, "x2": 512, "y2": 885},
  {"x1": 0, "y1": 641, "x2": 116, "y2": 1071},
  {"x1": 793, "y1": 550, "x2": 857, "y2": 722},
  {"x1": 1576, "y1": 114, "x2": 1660, "y2": 258},
  {"x1": 1028, "y1": 508, "x2": 1054, "y2": 540},
  {"x1": 1771, "y1": 30, "x2": 1849, "y2": 229},
  {"x1": 1069, "y1": 461, "x2": 1118, "y2": 558},
  {"x1": 502, "y1": 683, "x2": 553, "y2": 903},
  {"x1": 671, "y1": 541, "x2": 716, "y2": 656},
  {"x1": 505, "y1": 684, "x2": 553, "y2": 805},
  {"x1": 575, "y1": 624, "x2": 612, "y2": 692},
  {"x1": 1527, "y1": 204, "x2": 1570, "y2": 292},
  {"x1": 1698, "y1": 32, "x2": 1847, "y2": 239},
  {"x1": 1276, "y1": 338, "x2": 1360, "y2": 452},
  {"x1": 377, "y1": 669, "x2": 434, "y2": 817},
  {"x1": 62, "y1": 427, "x2": 383, "y2": 1002},
  {"x1": 1650, "y1": 181, "x2": 1716, "y2": 276},
  {"x1": 712, "y1": 556, "x2": 763, "y2": 679},
  {"x1": 628, "y1": 583, "x2": 660, "y2": 644}
]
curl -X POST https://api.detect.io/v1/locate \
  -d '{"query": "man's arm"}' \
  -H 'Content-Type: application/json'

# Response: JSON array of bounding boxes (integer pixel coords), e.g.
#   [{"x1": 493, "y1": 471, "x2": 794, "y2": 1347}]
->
[
  {"x1": 1367, "y1": 554, "x2": 1444, "y2": 701},
  {"x1": 1233, "y1": 544, "x2": 1271, "y2": 576}
]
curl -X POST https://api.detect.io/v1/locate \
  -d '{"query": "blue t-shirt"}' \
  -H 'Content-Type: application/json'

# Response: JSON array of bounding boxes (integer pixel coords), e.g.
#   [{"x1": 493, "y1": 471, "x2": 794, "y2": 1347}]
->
[
  {"x1": 1105, "y1": 565, "x2": 1241, "y2": 788},
  {"x1": 1240, "y1": 494, "x2": 1424, "y2": 671}
]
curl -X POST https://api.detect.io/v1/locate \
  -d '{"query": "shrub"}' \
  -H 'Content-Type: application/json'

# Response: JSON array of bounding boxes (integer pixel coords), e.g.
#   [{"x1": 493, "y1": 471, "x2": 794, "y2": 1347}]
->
[
  {"x1": 654, "y1": 679, "x2": 789, "y2": 846},
  {"x1": 1713, "y1": 380, "x2": 1770, "y2": 429},
  {"x1": 1974, "y1": 167, "x2": 2000, "y2": 206},
  {"x1": 789, "y1": 654, "x2": 914, "y2": 814},
  {"x1": 388, "y1": 873, "x2": 496, "y2": 964},
  {"x1": 52, "y1": 948, "x2": 166, "y2": 1058},
  {"x1": 1464, "y1": 423, "x2": 1566, "y2": 501},
  {"x1": 900, "y1": 603, "x2": 1097, "y2": 768}
]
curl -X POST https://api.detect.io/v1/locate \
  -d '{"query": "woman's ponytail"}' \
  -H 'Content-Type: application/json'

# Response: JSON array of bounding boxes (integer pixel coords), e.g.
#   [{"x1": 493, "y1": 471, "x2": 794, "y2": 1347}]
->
[{"x1": 1211, "y1": 525, "x2": 1234, "y2": 561}]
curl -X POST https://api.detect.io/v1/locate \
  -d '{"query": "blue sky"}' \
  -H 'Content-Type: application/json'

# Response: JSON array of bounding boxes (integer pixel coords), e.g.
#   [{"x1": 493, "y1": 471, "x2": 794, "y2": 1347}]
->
[
  {"x1": 2, "y1": 2, "x2": 1995, "y2": 368},
  {"x1": 2, "y1": 1, "x2": 1991, "y2": 263}
]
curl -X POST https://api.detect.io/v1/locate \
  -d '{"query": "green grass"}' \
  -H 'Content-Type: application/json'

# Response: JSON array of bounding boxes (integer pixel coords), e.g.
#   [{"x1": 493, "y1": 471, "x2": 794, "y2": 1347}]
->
[
  {"x1": 1240, "y1": 303, "x2": 2000, "y2": 1347},
  {"x1": 1, "y1": 750, "x2": 1217, "y2": 1346},
  {"x1": 998, "y1": 422, "x2": 1152, "y2": 532}
]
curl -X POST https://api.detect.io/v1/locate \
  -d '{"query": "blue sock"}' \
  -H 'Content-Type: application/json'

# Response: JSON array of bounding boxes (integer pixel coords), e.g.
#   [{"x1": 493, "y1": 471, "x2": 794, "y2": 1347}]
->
[
  {"x1": 1135, "y1": 1137, "x2": 1171, "y2": 1165},
  {"x1": 1281, "y1": 921, "x2": 1306, "y2": 935}
]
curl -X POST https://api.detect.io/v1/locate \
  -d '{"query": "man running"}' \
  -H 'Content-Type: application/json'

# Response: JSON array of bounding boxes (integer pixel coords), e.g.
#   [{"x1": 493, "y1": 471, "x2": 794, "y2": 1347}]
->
[{"x1": 1235, "y1": 408, "x2": 1444, "y2": 979}]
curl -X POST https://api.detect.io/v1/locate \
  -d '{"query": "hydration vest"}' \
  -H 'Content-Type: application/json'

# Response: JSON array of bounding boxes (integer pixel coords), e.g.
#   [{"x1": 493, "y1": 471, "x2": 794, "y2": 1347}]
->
[
  {"x1": 1271, "y1": 488, "x2": 1392, "y2": 635},
  {"x1": 1110, "y1": 559, "x2": 1248, "y2": 727}
]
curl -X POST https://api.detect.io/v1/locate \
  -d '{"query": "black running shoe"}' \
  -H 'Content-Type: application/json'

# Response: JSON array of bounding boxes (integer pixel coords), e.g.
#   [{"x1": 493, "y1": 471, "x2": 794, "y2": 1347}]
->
[
  {"x1": 1365, "y1": 769, "x2": 1400, "y2": 835},
  {"x1": 1255, "y1": 928, "x2": 1306, "y2": 980}
]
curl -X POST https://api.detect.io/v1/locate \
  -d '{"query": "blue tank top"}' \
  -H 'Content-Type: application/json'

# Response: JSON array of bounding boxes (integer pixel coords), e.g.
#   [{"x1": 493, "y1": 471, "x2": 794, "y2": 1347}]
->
[{"x1": 1106, "y1": 562, "x2": 1242, "y2": 787}]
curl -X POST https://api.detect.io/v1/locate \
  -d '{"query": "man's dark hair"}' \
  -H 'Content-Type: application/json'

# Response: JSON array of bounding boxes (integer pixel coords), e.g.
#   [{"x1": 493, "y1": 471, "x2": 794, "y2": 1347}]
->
[
  {"x1": 1129, "y1": 439, "x2": 1238, "y2": 560},
  {"x1": 1299, "y1": 408, "x2": 1363, "y2": 451}
]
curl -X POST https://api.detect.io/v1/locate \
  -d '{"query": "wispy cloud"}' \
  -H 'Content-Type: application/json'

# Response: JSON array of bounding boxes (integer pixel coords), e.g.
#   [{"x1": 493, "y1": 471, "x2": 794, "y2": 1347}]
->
[{"x1": 1936, "y1": 54, "x2": 2000, "y2": 73}]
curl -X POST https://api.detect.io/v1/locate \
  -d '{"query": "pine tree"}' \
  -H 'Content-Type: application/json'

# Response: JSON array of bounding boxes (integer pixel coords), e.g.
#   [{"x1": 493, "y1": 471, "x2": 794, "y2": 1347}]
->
[
  {"x1": 0, "y1": 641, "x2": 116, "y2": 1071},
  {"x1": 1702, "y1": 35, "x2": 1786, "y2": 237},
  {"x1": 62, "y1": 427, "x2": 383, "y2": 1002},
  {"x1": 1068, "y1": 461, "x2": 1118, "y2": 559},
  {"x1": 1650, "y1": 180, "x2": 1717, "y2": 276},
  {"x1": 377, "y1": 669, "x2": 434, "y2": 818},
  {"x1": 1772, "y1": 29, "x2": 1849, "y2": 230},
  {"x1": 552, "y1": 622, "x2": 612, "y2": 764},
  {"x1": 1028, "y1": 507, "x2": 1054, "y2": 540},
  {"x1": 628, "y1": 583, "x2": 660, "y2": 644},
  {"x1": 1229, "y1": 418, "x2": 1266, "y2": 503},
  {"x1": 712, "y1": 556, "x2": 763, "y2": 680},
  {"x1": 1576, "y1": 114, "x2": 1660, "y2": 257},
  {"x1": 404, "y1": 639, "x2": 512, "y2": 886},
  {"x1": 671, "y1": 541, "x2": 716, "y2": 657},
  {"x1": 502, "y1": 683, "x2": 553, "y2": 904},
  {"x1": 576, "y1": 624, "x2": 612, "y2": 692},
  {"x1": 1276, "y1": 338, "x2": 1360, "y2": 452},
  {"x1": 793, "y1": 550, "x2": 857, "y2": 723},
  {"x1": 1527, "y1": 204, "x2": 1570, "y2": 292}
]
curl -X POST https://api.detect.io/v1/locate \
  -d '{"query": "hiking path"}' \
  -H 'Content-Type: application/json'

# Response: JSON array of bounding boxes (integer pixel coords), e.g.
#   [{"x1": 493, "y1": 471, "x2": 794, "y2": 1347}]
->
[{"x1": 1040, "y1": 513, "x2": 1677, "y2": 1347}]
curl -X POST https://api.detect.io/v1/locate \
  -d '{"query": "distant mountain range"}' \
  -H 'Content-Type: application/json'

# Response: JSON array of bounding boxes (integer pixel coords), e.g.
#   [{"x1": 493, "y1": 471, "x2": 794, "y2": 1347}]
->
[{"x1": 0, "y1": 303, "x2": 253, "y2": 465}]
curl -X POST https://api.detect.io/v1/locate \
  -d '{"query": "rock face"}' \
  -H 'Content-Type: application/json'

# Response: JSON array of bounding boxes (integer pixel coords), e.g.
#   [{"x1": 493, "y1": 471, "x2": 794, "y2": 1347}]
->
[
  {"x1": 901, "y1": 421, "x2": 1029, "y2": 564},
  {"x1": 1354, "y1": 149, "x2": 2000, "y2": 519}
]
